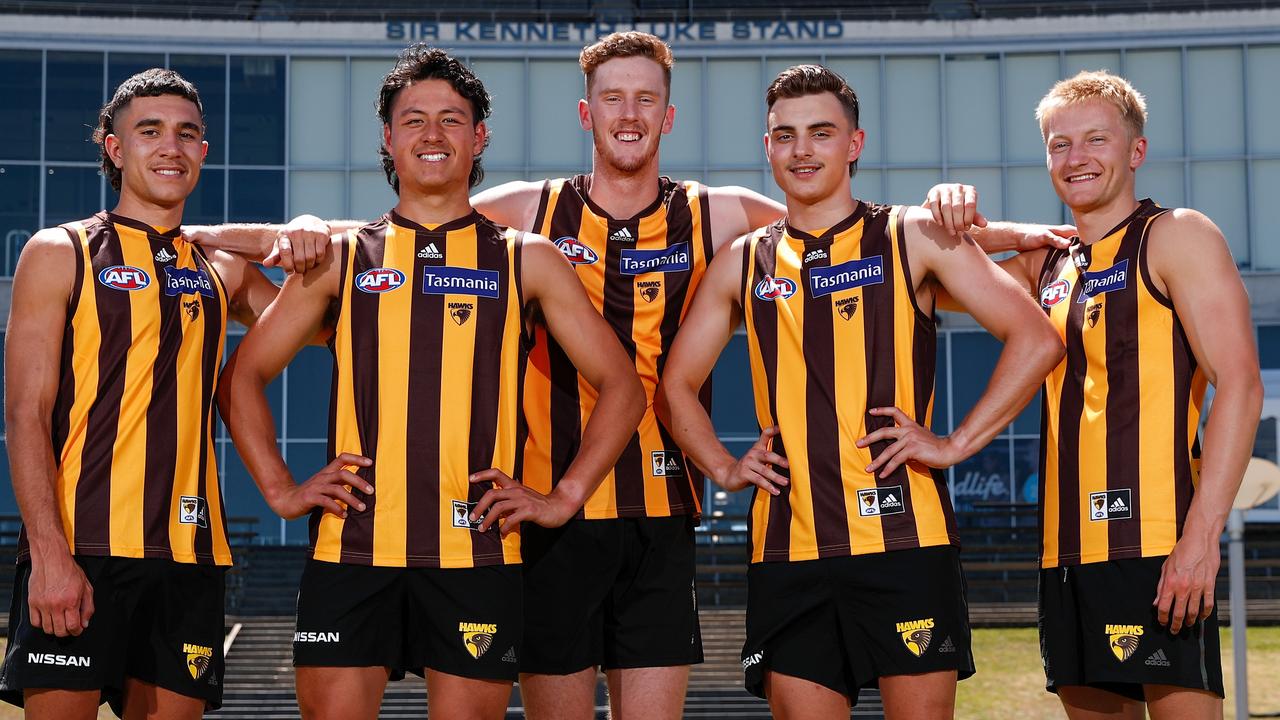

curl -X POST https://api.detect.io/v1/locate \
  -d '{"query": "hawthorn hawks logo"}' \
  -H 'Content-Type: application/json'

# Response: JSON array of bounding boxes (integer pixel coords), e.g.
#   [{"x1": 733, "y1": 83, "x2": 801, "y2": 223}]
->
[
  {"x1": 836, "y1": 296, "x2": 859, "y2": 320},
  {"x1": 449, "y1": 302, "x2": 473, "y2": 326},
  {"x1": 896, "y1": 618, "x2": 934, "y2": 657},
  {"x1": 183, "y1": 643, "x2": 213, "y2": 680},
  {"x1": 1106, "y1": 624, "x2": 1143, "y2": 662},
  {"x1": 459, "y1": 622, "x2": 497, "y2": 659}
]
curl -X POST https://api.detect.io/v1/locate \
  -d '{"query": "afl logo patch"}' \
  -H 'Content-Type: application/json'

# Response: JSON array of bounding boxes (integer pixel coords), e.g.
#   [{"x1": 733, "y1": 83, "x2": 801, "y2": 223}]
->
[
  {"x1": 555, "y1": 237, "x2": 598, "y2": 265},
  {"x1": 98, "y1": 265, "x2": 151, "y2": 291},
  {"x1": 355, "y1": 267, "x2": 406, "y2": 293},
  {"x1": 754, "y1": 275, "x2": 797, "y2": 301},
  {"x1": 1040, "y1": 279, "x2": 1070, "y2": 307}
]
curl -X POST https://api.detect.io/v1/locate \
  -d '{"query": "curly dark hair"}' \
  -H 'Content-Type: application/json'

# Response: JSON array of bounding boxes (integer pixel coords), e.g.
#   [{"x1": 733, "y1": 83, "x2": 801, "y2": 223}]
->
[
  {"x1": 766, "y1": 64, "x2": 861, "y2": 177},
  {"x1": 377, "y1": 44, "x2": 492, "y2": 193},
  {"x1": 93, "y1": 68, "x2": 204, "y2": 192}
]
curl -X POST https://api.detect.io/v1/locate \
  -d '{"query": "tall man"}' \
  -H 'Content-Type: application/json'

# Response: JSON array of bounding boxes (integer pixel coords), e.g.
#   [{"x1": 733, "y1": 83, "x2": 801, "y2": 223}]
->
[
  {"x1": 657, "y1": 65, "x2": 1064, "y2": 720},
  {"x1": 0, "y1": 69, "x2": 309, "y2": 719},
  {"x1": 217, "y1": 44, "x2": 644, "y2": 720},
  {"x1": 929, "y1": 71, "x2": 1261, "y2": 719}
]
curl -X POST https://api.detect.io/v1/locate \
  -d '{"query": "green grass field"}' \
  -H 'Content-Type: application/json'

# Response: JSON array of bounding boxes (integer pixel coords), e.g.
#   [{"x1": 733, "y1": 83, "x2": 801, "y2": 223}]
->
[{"x1": 0, "y1": 627, "x2": 1276, "y2": 718}]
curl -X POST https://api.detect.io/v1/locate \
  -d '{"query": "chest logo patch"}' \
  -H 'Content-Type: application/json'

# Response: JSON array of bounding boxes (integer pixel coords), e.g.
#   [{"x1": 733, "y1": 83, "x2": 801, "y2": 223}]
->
[
  {"x1": 1041, "y1": 278, "x2": 1071, "y2": 307},
  {"x1": 422, "y1": 266, "x2": 500, "y2": 299},
  {"x1": 355, "y1": 267, "x2": 406, "y2": 293},
  {"x1": 1077, "y1": 259, "x2": 1128, "y2": 302},
  {"x1": 808, "y1": 255, "x2": 884, "y2": 298},
  {"x1": 555, "y1": 236, "x2": 598, "y2": 265},
  {"x1": 754, "y1": 275, "x2": 797, "y2": 301},
  {"x1": 620, "y1": 242, "x2": 690, "y2": 275},
  {"x1": 98, "y1": 265, "x2": 151, "y2": 291}
]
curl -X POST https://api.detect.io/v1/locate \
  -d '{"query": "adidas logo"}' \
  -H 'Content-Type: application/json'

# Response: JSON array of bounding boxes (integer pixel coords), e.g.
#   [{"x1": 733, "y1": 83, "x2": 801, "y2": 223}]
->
[
  {"x1": 804, "y1": 248, "x2": 828, "y2": 263},
  {"x1": 1145, "y1": 649, "x2": 1171, "y2": 667},
  {"x1": 608, "y1": 227, "x2": 634, "y2": 243},
  {"x1": 1110, "y1": 497, "x2": 1128, "y2": 511},
  {"x1": 418, "y1": 243, "x2": 442, "y2": 259},
  {"x1": 155, "y1": 247, "x2": 177, "y2": 262},
  {"x1": 939, "y1": 636, "x2": 956, "y2": 653},
  {"x1": 501, "y1": 647, "x2": 517, "y2": 664}
]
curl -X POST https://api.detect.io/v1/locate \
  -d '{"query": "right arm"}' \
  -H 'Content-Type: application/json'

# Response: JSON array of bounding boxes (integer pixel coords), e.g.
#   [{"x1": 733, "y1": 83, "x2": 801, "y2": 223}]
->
[
  {"x1": 6, "y1": 229, "x2": 95, "y2": 637},
  {"x1": 470, "y1": 180, "x2": 545, "y2": 231},
  {"x1": 655, "y1": 235, "x2": 790, "y2": 495},
  {"x1": 216, "y1": 236, "x2": 371, "y2": 519}
]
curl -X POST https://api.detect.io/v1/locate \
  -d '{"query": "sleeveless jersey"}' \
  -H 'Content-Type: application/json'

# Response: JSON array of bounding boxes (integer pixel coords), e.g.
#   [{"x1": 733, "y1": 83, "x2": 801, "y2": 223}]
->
[
  {"x1": 740, "y1": 202, "x2": 958, "y2": 563},
  {"x1": 1037, "y1": 199, "x2": 1206, "y2": 568},
  {"x1": 523, "y1": 175, "x2": 712, "y2": 519},
  {"x1": 18, "y1": 211, "x2": 231, "y2": 565},
  {"x1": 315, "y1": 211, "x2": 526, "y2": 568}
]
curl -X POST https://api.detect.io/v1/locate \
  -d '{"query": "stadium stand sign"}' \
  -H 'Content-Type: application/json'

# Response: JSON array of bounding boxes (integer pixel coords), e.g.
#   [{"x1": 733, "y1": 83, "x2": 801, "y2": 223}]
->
[{"x1": 386, "y1": 20, "x2": 847, "y2": 44}]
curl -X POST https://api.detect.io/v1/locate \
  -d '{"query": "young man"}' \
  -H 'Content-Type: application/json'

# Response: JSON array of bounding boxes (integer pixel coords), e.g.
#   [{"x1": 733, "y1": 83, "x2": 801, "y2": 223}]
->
[
  {"x1": 932, "y1": 71, "x2": 1260, "y2": 719},
  {"x1": 657, "y1": 65, "x2": 1064, "y2": 719},
  {"x1": 0, "y1": 69, "x2": 308, "y2": 719},
  {"x1": 216, "y1": 44, "x2": 644, "y2": 720}
]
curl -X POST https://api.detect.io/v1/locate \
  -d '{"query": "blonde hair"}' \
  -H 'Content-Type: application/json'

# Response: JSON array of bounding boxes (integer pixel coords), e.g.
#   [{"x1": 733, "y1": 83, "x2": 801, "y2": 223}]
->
[
  {"x1": 579, "y1": 31, "x2": 674, "y2": 95},
  {"x1": 1036, "y1": 70, "x2": 1147, "y2": 140}
]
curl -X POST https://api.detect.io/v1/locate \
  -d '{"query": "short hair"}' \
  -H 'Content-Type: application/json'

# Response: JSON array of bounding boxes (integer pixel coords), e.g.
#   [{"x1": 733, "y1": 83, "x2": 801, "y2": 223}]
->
[
  {"x1": 1036, "y1": 70, "x2": 1147, "y2": 141},
  {"x1": 376, "y1": 43, "x2": 492, "y2": 192},
  {"x1": 766, "y1": 64, "x2": 861, "y2": 177},
  {"x1": 93, "y1": 68, "x2": 204, "y2": 193},
  {"x1": 579, "y1": 31, "x2": 674, "y2": 97}
]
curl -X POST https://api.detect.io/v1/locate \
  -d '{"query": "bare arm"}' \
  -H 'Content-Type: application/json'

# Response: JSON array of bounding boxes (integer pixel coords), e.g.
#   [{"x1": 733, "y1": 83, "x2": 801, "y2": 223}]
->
[
  {"x1": 217, "y1": 237, "x2": 372, "y2": 520},
  {"x1": 705, "y1": 185, "x2": 786, "y2": 251},
  {"x1": 471, "y1": 236, "x2": 646, "y2": 533},
  {"x1": 655, "y1": 234, "x2": 790, "y2": 495},
  {"x1": 1146, "y1": 209, "x2": 1262, "y2": 633},
  {"x1": 187, "y1": 214, "x2": 348, "y2": 272},
  {"x1": 5, "y1": 229, "x2": 95, "y2": 637},
  {"x1": 471, "y1": 180, "x2": 546, "y2": 231},
  {"x1": 860, "y1": 206, "x2": 1064, "y2": 476}
]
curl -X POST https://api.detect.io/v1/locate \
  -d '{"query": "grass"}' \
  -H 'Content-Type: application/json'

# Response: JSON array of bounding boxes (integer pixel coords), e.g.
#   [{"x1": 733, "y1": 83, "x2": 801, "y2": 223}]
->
[{"x1": 0, "y1": 627, "x2": 1277, "y2": 718}]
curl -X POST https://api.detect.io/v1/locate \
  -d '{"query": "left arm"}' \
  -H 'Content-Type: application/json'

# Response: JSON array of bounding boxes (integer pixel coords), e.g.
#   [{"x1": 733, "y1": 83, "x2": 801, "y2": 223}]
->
[
  {"x1": 705, "y1": 185, "x2": 785, "y2": 251},
  {"x1": 187, "y1": 214, "x2": 344, "y2": 272},
  {"x1": 1146, "y1": 209, "x2": 1262, "y2": 633},
  {"x1": 209, "y1": 249, "x2": 330, "y2": 344}
]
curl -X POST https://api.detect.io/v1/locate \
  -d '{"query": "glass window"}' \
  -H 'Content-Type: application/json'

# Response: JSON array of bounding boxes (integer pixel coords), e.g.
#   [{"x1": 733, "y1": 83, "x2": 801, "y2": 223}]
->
[
  {"x1": 886, "y1": 57, "x2": 941, "y2": 164},
  {"x1": 886, "y1": 169, "x2": 941, "y2": 207},
  {"x1": 946, "y1": 167, "x2": 1002, "y2": 221},
  {"x1": 1006, "y1": 166, "x2": 1062, "y2": 224},
  {"x1": 1190, "y1": 161, "x2": 1247, "y2": 265},
  {"x1": 0, "y1": 165, "x2": 40, "y2": 276},
  {"x1": 1249, "y1": 46, "x2": 1280, "y2": 154},
  {"x1": 711, "y1": 333, "x2": 757, "y2": 436},
  {"x1": 474, "y1": 171, "x2": 523, "y2": 195},
  {"x1": 350, "y1": 169, "x2": 396, "y2": 221},
  {"x1": 225, "y1": 333, "x2": 284, "y2": 435},
  {"x1": 707, "y1": 60, "x2": 764, "y2": 167},
  {"x1": 1064, "y1": 51, "x2": 1121, "y2": 77},
  {"x1": 350, "y1": 58, "x2": 391, "y2": 169},
  {"x1": 290, "y1": 59, "x2": 346, "y2": 167},
  {"x1": 1125, "y1": 50, "x2": 1183, "y2": 159},
  {"x1": 170, "y1": 54, "x2": 227, "y2": 165},
  {"x1": 951, "y1": 436, "x2": 1013, "y2": 514},
  {"x1": 529, "y1": 60, "x2": 588, "y2": 168},
  {"x1": 1259, "y1": 326, "x2": 1280, "y2": 369},
  {"x1": 289, "y1": 170, "x2": 344, "y2": 219},
  {"x1": 0, "y1": 441, "x2": 11, "y2": 514},
  {"x1": 283, "y1": 441, "x2": 328, "y2": 543},
  {"x1": 660, "y1": 57, "x2": 704, "y2": 174},
  {"x1": 852, "y1": 169, "x2": 883, "y2": 203},
  {"x1": 949, "y1": 331, "x2": 1009, "y2": 438},
  {"x1": 471, "y1": 60, "x2": 525, "y2": 168},
  {"x1": 46, "y1": 51, "x2": 104, "y2": 163},
  {"x1": 827, "y1": 58, "x2": 882, "y2": 167},
  {"x1": 1252, "y1": 161, "x2": 1280, "y2": 270},
  {"x1": 184, "y1": 168, "x2": 226, "y2": 226},
  {"x1": 1012, "y1": 437, "x2": 1041, "y2": 507},
  {"x1": 45, "y1": 166, "x2": 102, "y2": 226},
  {"x1": 945, "y1": 55, "x2": 1000, "y2": 164},
  {"x1": 108, "y1": 52, "x2": 164, "y2": 93},
  {"x1": 0, "y1": 50, "x2": 42, "y2": 161},
  {"x1": 1003, "y1": 54, "x2": 1059, "y2": 163},
  {"x1": 932, "y1": 332, "x2": 949, "y2": 435},
  {"x1": 710, "y1": 170, "x2": 764, "y2": 196},
  {"x1": 286, "y1": 345, "x2": 334, "y2": 439},
  {"x1": 229, "y1": 56, "x2": 285, "y2": 166},
  {"x1": 1135, "y1": 161, "x2": 1185, "y2": 210},
  {"x1": 217, "y1": 443, "x2": 279, "y2": 542},
  {"x1": 229, "y1": 169, "x2": 284, "y2": 223},
  {"x1": 1187, "y1": 48, "x2": 1244, "y2": 156}
]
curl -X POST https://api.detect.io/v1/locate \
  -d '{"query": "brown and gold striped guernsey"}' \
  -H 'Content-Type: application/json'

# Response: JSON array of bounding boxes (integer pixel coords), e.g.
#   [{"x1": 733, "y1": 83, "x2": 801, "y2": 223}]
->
[
  {"x1": 316, "y1": 210, "x2": 525, "y2": 568},
  {"x1": 523, "y1": 175, "x2": 712, "y2": 520},
  {"x1": 17, "y1": 212, "x2": 231, "y2": 565},
  {"x1": 1037, "y1": 199, "x2": 1205, "y2": 568},
  {"x1": 740, "y1": 202, "x2": 957, "y2": 563}
]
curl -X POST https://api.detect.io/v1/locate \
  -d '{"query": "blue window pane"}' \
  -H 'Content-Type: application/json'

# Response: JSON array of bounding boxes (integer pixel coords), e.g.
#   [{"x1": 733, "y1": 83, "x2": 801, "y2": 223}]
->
[
  {"x1": 45, "y1": 166, "x2": 102, "y2": 227},
  {"x1": 287, "y1": 346, "x2": 333, "y2": 440},
  {"x1": 951, "y1": 437, "x2": 1013, "y2": 515},
  {"x1": 105, "y1": 168, "x2": 224, "y2": 226},
  {"x1": 108, "y1": 53, "x2": 164, "y2": 94},
  {"x1": 218, "y1": 439, "x2": 279, "y2": 544},
  {"x1": 170, "y1": 55, "x2": 227, "y2": 165},
  {"x1": 0, "y1": 440, "x2": 12, "y2": 515},
  {"x1": 284, "y1": 442, "x2": 328, "y2": 544},
  {"x1": 46, "y1": 51, "x2": 104, "y2": 162},
  {"x1": 229, "y1": 169, "x2": 284, "y2": 223},
  {"x1": 949, "y1": 331, "x2": 1015, "y2": 438},
  {"x1": 229, "y1": 56, "x2": 285, "y2": 166},
  {"x1": 0, "y1": 165, "x2": 40, "y2": 276},
  {"x1": 705, "y1": 440, "x2": 756, "y2": 525},
  {"x1": 932, "y1": 332, "x2": 949, "y2": 434},
  {"x1": 1260, "y1": 326, "x2": 1280, "y2": 369},
  {"x1": 1012, "y1": 437, "x2": 1040, "y2": 507},
  {"x1": 0, "y1": 333, "x2": 5, "y2": 434},
  {"x1": 711, "y1": 333, "x2": 757, "y2": 436},
  {"x1": 223, "y1": 333, "x2": 284, "y2": 435},
  {"x1": 0, "y1": 50, "x2": 42, "y2": 160}
]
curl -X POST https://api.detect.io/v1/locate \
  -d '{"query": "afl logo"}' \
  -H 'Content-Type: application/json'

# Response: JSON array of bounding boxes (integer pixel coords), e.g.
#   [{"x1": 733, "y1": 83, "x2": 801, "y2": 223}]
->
[
  {"x1": 555, "y1": 236, "x2": 598, "y2": 265},
  {"x1": 1040, "y1": 279, "x2": 1071, "y2": 307},
  {"x1": 98, "y1": 265, "x2": 151, "y2": 291},
  {"x1": 355, "y1": 267, "x2": 406, "y2": 293},
  {"x1": 754, "y1": 275, "x2": 797, "y2": 301}
]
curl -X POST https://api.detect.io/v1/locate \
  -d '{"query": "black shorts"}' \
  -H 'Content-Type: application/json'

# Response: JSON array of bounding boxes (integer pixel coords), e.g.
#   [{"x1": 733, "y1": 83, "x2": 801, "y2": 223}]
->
[
  {"x1": 1039, "y1": 556, "x2": 1224, "y2": 700},
  {"x1": 0, "y1": 557, "x2": 225, "y2": 716},
  {"x1": 743, "y1": 545, "x2": 975, "y2": 702},
  {"x1": 293, "y1": 559, "x2": 522, "y2": 682},
  {"x1": 520, "y1": 515, "x2": 703, "y2": 674}
]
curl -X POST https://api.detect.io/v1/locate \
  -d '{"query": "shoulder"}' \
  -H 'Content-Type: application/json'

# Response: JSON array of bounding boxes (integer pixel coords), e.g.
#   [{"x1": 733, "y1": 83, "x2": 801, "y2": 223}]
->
[{"x1": 1146, "y1": 207, "x2": 1229, "y2": 262}]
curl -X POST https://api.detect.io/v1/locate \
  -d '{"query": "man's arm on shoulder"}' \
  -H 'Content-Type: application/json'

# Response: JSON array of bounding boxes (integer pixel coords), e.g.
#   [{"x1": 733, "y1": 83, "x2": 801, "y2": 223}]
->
[
  {"x1": 1146, "y1": 208, "x2": 1262, "y2": 633},
  {"x1": 5, "y1": 228, "x2": 95, "y2": 637},
  {"x1": 471, "y1": 180, "x2": 545, "y2": 231},
  {"x1": 188, "y1": 214, "x2": 354, "y2": 272},
  {"x1": 705, "y1": 185, "x2": 785, "y2": 251}
]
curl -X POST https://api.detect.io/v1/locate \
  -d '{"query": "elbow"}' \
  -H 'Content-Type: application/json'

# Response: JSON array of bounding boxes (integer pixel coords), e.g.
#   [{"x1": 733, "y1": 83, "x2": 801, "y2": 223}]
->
[{"x1": 623, "y1": 373, "x2": 646, "y2": 428}]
